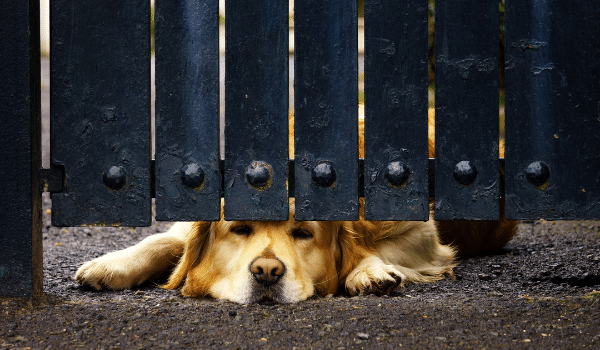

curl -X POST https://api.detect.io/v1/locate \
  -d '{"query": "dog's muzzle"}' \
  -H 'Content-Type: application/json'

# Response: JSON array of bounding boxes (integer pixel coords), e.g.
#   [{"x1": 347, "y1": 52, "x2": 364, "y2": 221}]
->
[{"x1": 249, "y1": 257, "x2": 285, "y2": 287}]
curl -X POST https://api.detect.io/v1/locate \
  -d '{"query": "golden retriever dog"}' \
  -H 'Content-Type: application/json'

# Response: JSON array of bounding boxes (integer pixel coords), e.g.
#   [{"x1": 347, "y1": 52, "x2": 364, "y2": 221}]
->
[
  {"x1": 76, "y1": 109, "x2": 517, "y2": 303},
  {"x1": 75, "y1": 200, "x2": 516, "y2": 304}
]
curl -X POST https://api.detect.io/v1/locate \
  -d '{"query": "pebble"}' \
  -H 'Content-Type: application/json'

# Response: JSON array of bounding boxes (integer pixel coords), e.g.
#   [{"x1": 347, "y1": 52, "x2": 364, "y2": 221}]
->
[
  {"x1": 478, "y1": 273, "x2": 495, "y2": 281},
  {"x1": 357, "y1": 332, "x2": 369, "y2": 340}
]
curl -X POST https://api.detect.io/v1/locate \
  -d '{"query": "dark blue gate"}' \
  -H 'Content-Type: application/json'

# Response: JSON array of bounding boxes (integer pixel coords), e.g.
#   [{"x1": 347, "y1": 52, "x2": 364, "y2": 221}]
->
[{"x1": 1, "y1": 0, "x2": 600, "y2": 298}]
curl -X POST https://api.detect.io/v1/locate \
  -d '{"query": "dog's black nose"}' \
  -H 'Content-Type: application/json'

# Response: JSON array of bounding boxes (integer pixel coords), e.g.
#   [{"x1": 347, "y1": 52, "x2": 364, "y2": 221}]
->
[{"x1": 250, "y1": 257, "x2": 285, "y2": 286}]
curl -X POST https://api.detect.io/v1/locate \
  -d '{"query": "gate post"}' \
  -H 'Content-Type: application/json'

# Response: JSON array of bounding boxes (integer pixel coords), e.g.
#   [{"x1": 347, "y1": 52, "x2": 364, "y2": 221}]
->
[{"x1": 0, "y1": 0, "x2": 43, "y2": 298}]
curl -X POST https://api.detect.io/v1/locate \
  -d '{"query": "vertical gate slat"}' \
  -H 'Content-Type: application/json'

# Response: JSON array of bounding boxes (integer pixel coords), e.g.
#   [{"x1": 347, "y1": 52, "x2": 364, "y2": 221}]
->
[
  {"x1": 50, "y1": 0, "x2": 151, "y2": 226},
  {"x1": 224, "y1": 0, "x2": 289, "y2": 220},
  {"x1": 363, "y1": 0, "x2": 429, "y2": 220},
  {"x1": 0, "y1": 0, "x2": 42, "y2": 298},
  {"x1": 294, "y1": 0, "x2": 359, "y2": 221},
  {"x1": 505, "y1": 1, "x2": 600, "y2": 220},
  {"x1": 434, "y1": 0, "x2": 500, "y2": 220},
  {"x1": 155, "y1": 0, "x2": 220, "y2": 221}
]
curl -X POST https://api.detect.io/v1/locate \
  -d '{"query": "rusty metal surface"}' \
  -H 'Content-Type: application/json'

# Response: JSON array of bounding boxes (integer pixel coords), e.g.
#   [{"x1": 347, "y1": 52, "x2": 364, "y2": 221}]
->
[
  {"x1": 224, "y1": 0, "x2": 289, "y2": 220},
  {"x1": 0, "y1": 0, "x2": 43, "y2": 298},
  {"x1": 505, "y1": 0, "x2": 600, "y2": 219},
  {"x1": 50, "y1": 0, "x2": 151, "y2": 226},
  {"x1": 434, "y1": 0, "x2": 500, "y2": 220},
  {"x1": 154, "y1": 0, "x2": 220, "y2": 221},
  {"x1": 294, "y1": 0, "x2": 359, "y2": 221},
  {"x1": 363, "y1": 0, "x2": 429, "y2": 220}
]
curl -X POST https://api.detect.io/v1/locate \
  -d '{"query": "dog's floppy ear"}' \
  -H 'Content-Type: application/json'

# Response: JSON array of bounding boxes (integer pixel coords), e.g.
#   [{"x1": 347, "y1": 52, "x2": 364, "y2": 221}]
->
[
  {"x1": 336, "y1": 221, "x2": 377, "y2": 286},
  {"x1": 162, "y1": 221, "x2": 213, "y2": 290}
]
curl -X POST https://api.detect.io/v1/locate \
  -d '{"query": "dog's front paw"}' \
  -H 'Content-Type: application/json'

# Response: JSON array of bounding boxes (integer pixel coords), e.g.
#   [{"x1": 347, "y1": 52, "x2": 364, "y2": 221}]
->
[
  {"x1": 345, "y1": 256, "x2": 405, "y2": 296},
  {"x1": 75, "y1": 252, "x2": 144, "y2": 291}
]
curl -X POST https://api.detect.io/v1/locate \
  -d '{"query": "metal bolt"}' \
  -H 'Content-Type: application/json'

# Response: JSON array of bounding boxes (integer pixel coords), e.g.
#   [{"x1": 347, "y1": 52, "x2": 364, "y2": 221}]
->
[
  {"x1": 246, "y1": 161, "x2": 273, "y2": 189},
  {"x1": 453, "y1": 161, "x2": 477, "y2": 186},
  {"x1": 312, "y1": 161, "x2": 336, "y2": 188},
  {"x1": 103, "y1": 165, "x2": 126, "y2": 190},
  {"x1": 384, "y1": 161, "x2": 410, "y2": 187},
  {"x1": 180, "y1": 163, "x2": 205, "y2": 189},
  {"x1": 525, "y1": 161, "x2": 550, "y2": 187}
]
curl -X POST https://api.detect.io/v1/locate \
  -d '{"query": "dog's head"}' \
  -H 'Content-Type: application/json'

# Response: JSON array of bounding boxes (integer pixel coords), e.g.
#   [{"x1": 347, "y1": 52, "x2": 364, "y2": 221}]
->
[{"x1": 164, "y1": 211, "x2": 374, "y2": 304}]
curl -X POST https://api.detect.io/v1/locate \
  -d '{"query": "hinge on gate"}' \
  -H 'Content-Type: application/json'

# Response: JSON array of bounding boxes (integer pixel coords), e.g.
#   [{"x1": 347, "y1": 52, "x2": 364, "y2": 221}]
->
[{"x1": 39, "y1": 166, "x2": 64, "y2": 193}]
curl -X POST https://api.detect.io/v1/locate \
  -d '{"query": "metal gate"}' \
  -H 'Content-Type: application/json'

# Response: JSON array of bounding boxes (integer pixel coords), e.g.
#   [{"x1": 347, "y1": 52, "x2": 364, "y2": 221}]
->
[{"x1": 1, "y1": 0, "x2": 599, "y2": 298}]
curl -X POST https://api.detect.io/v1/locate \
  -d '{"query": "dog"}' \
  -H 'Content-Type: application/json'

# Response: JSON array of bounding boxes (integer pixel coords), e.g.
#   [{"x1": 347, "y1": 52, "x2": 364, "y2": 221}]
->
[{"x1": 75, "y1": 199, "x2": 516, "y2": 304}]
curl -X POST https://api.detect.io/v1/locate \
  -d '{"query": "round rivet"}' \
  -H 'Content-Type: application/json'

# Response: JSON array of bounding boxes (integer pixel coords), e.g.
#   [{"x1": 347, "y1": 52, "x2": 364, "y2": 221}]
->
[
  {"x1": 312, "y1": 161, "x2": 336, "y2": 188},
  {"x1": 525, "y1": 161, "x2": 550, "y2": 187},
  {"x1": 246, "y1": 161, "x2": 272, "y2": 189},
  {"x1": 180, "y1": 163, "x2": 205, "y2": 189},
  {"x1": 384, "y1": 161, "x2": 410, "y2": 187},
  {"x1": 453, "y1": 161, "x2": 477, "y2": 185},
  {"x1": 103, "y1": 165, "x2": 126, "y2": 190}
]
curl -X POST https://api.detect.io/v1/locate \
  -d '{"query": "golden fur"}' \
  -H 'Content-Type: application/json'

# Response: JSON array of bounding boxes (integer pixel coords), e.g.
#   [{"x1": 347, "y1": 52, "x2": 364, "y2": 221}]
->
[{"x1": 75, "y1": 200, "x2": 515, "y2": 304}]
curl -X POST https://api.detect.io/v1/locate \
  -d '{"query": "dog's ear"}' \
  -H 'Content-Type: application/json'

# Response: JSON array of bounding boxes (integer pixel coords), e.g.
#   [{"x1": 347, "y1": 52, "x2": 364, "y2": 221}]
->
[
  {"x1": 336, "y1": 221, "x2": 377, "y2": 285},
  {"x1": 162, "y1": 221, "x2": 213, "y2": 290}
]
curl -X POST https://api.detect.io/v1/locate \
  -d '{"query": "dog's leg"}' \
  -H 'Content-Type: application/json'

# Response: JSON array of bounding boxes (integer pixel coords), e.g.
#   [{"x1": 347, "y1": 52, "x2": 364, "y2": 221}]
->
[
  {"x1": 374, "y1": 221, "x2": 456, "y2": 284},
  {"x1": 75, "y1": 222, "x2": 193, "y2": 290},
  {"x1": 344, "y1": 255, "x2": 406, "y2": 296},
  {"x1": 343, "y1": 220, "x2": 456, "y2": 295}
]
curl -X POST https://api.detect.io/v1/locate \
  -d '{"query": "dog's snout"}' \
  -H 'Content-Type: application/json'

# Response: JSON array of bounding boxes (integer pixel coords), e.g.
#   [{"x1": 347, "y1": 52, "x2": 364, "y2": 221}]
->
[{"x1": 250, "y1": 257, "x2": 285, "y2": 286}]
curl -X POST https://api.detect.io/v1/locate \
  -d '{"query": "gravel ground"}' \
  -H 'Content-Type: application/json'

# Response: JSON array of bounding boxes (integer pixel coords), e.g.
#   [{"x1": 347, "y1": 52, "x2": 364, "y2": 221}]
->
[{"x1": 1, "y1": 194, "x2": 599, "y2": 349}]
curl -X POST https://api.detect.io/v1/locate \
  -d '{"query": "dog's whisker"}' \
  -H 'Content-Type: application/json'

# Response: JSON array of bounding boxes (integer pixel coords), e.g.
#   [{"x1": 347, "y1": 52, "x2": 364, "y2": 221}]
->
[
  {"x1": 313, "y1": 271, "x2": 341, "y2": 286},
  {"x1": 149, "y1": 280, "x2": 162, "y2": 288}
]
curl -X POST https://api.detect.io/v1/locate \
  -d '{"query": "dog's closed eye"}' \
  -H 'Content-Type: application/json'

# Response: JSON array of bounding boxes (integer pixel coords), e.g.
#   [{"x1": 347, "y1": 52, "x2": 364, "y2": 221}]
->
[
  {"x1": 231, "y1": 225, "x2": 253, "y2": 236},
  {"x1": 291, "y1": 228, "x2": 313, "y2": 240}
]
